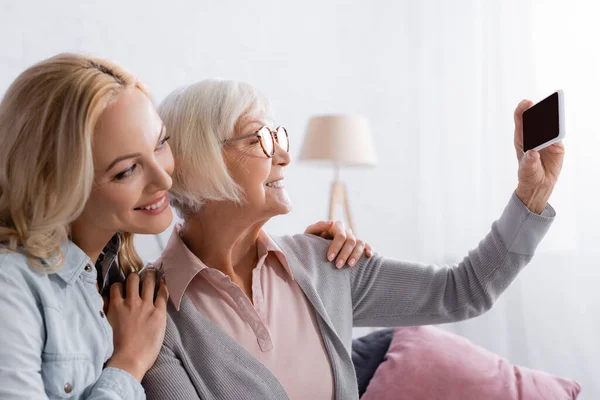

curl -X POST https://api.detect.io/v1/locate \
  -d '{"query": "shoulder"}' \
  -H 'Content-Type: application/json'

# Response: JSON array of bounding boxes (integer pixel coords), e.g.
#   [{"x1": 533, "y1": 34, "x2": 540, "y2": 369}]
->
[
  {"x1": 270, "y1": 233, "x2": 332, "y2": 261},
  {"x1": 0, "y1": 250, "x2": 60, "y2": 309},
  {"x1": 0, "y1": 250, "x2": 45, "y2": 284},
  {"x1": 269, "y1": 233, "x2": 350, "y2": 284}
]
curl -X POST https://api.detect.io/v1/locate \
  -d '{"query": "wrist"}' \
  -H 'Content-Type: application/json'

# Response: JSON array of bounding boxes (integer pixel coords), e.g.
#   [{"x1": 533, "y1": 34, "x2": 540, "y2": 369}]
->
[
  {"x1": 515, "y1": 185, "x2": 553, "y2": 214},
  {"x1": 106, "y1": 354, "x2": 146, "y2": 382}
]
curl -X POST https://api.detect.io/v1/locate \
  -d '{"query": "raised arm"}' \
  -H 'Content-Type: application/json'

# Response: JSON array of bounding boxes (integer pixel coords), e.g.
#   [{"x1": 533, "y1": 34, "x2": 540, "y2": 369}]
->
[{"x1": 351, "y1": 192, "x2": 554, "y2": 327}]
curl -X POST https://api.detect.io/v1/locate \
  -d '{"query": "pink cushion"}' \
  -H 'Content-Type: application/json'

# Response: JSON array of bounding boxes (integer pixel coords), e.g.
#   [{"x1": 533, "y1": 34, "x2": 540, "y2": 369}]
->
[{"x1": 362, "y1": 326, "x2": 581, "y2": 400}]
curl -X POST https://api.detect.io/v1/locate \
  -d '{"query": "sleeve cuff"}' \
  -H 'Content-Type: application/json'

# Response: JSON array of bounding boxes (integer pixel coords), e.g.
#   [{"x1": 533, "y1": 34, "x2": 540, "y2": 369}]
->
[
  {"x1": 95, "y1": 367, "x2": 145, "y2": 400},
  {"x1": 494, "y1": 191, "x2": 556, "y2": 256}
]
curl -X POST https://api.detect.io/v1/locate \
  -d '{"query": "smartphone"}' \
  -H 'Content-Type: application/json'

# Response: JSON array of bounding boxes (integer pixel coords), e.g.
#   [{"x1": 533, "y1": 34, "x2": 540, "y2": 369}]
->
[{"x1": 522, "y1": 90, "x2": 565, "y2": 152}]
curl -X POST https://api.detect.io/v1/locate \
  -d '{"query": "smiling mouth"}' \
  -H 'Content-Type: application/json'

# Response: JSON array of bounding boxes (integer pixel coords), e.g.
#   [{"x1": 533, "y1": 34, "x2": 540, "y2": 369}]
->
[
  {"x1": 134, "y1": 194, "x2": 167, "y2": 211},
  {"x1": 266, "y1": 179, "x2": 284, "y2": 188}
]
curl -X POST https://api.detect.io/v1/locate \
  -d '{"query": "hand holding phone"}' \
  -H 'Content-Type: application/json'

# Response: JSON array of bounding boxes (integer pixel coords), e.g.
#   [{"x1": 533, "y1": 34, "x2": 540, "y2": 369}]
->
[
  {"x1": 513, "y1": 94, "x2": 566, "y2": 214},
  {"x1": 522, "y1": 90, "x2": 565, "y2": 152}
]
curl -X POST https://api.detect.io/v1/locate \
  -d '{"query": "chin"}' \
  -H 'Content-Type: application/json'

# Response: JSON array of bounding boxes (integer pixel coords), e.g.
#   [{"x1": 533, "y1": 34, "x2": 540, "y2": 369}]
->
[
  {"x1": 267, "y1": 193, "x2": 293, "y2": 215},
  {"x1": 130, "y1": 207, "x2": 174, "y2": 234},
  {"x1": 273, "y1": 202, "x2": 293, "y2": 216}
]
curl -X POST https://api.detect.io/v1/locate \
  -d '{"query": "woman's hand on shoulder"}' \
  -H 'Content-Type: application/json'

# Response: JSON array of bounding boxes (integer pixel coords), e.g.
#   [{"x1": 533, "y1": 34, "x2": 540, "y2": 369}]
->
[{"x1": 304, "y1": 220, "x2": 373, "y2": 268}]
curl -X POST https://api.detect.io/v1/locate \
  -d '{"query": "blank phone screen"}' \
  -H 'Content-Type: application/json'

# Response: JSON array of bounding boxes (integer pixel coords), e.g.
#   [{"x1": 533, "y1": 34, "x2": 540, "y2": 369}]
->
[{"x1": 522, "y1": 92, "x2": 560, "y2": 152}]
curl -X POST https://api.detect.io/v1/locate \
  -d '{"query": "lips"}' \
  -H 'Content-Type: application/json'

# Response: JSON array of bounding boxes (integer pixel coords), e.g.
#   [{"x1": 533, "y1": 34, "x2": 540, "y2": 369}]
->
[
  {"x1": 134, "y1": 193, "x2": 168, "y2": 211},
  {"x1": 266, "y1": 178, "x2": 284, "y2": 188}
]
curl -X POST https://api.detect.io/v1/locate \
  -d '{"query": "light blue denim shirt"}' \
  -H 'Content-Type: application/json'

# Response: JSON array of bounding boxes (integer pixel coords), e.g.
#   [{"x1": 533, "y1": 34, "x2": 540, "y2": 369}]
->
[{"x1": 0, "y1": 239, "x2": 145, "y2": 399}]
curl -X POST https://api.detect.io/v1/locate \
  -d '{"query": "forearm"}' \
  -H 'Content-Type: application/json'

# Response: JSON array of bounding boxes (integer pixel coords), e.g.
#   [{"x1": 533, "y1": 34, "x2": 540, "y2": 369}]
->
[{"x1": 351, "y1": 192, "x2": 555, "y2": 326}]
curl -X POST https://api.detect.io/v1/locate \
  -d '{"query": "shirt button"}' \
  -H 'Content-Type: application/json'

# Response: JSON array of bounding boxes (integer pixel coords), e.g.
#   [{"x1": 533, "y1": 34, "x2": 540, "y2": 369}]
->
[
  {"x1": 64, "y1": 383, "x2": 73, "y2": 393},
  {"x1": 100, "y1": 310, "x2": 105, "y2": 318},
  {"x1": 84, "y1": 264, "x2": 92, "y2": 272}
]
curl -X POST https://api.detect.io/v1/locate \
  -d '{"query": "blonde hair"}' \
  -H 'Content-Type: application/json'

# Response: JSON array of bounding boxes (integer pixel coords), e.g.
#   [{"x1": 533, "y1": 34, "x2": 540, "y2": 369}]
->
[
  {"x1": 0, "y1": 53, "x2": 146, "y2": 273},
  {"x1": 158, "y1": 79, "x2": 271, "y2": 217}
]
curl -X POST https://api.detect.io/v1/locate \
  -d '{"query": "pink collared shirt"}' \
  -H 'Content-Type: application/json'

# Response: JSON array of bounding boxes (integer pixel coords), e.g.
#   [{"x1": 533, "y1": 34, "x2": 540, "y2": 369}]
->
[{"x1": 158, "y1": 223, "x2": 334, "y2": 400}]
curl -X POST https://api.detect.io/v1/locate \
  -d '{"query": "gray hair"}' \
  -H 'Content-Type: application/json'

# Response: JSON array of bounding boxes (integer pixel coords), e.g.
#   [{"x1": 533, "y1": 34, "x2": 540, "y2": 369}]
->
[{"x1": 158, "y1": 79, "x2": 271, "y2": 217}]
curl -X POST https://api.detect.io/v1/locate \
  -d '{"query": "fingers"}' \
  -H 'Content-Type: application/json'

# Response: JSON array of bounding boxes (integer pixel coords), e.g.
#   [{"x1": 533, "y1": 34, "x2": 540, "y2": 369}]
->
[
  {"x1": 518, "y1": 150, "x2": 544, "y2": 186},
  {"x1": 141, "y1": 269, "x2": 157, "y2": 302},
  {"x1": 514, "y1": 99, "x2": 533, "y2": 127},
  {"x1": 541, "y1": 141, "x2": 566, "y2": 155},
  {"x1": 347, "y1": 239, "x2": 366, "y2": 267},
  {"x1": 110, "y1": 282, "x2": 124, "y2": 304},
  {"x1": 334, "y1": 228, "x2": 356, "y2": 268},
  {"x1": 326, "y1": 220, "x2": 347, "y2": 242},
  {"x1": 514, "y1": 99, "x2": 533, "y2": 161},
  {"x1": 313, "y1": 220, "x2": 370, "y2": 267},
  {"x1": 326, "y1": 221, "x2": 347, "y2": 261},
  {"x1": 365, "y1": 243, "x2": 374, "y2": 258},
  {"x1": 125, "y1": 272, "x2": 140, "y2": 300},
  {"x1": 524, "y1": 149, "x2": 540, "y2": 163},
  {"x1": 154, "y1": 277, "x2": 169, "y2": 310},
  {"x1": 304, "y1": 220, "x2": 333, "y2": 236},
  {"x1": 520, "y1": 149, "x2": 541, "y2": 172}
]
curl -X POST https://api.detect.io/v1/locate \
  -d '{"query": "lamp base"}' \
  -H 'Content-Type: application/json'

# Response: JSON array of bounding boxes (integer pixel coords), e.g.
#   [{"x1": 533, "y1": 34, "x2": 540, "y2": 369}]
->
[{"x1": 328, "y1": 180, "x2": 354, "y2": 232}]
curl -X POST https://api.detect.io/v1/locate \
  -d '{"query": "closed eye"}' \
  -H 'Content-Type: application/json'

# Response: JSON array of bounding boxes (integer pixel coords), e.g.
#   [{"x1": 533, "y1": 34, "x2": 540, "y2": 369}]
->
[
  {"x1": 114, "y1": 164, "x2": 137, "y2": 181},
  {"x1": 157, "y1": 135, "x2": 171, "y2": 150}
]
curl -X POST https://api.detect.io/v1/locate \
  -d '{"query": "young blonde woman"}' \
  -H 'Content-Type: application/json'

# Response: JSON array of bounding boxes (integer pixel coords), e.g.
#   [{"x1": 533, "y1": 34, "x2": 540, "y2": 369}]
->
[
  {"x1": 142, "y1": 79, "x2": 564, "y2": 400},
  {"x1": 0, "y1": 55, "x2": 367, "y2": 399}
]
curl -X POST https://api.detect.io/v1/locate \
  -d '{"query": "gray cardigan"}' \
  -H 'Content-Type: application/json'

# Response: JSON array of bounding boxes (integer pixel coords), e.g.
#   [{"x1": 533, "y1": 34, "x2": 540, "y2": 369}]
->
[{"x1": 142, "y1": 194, "x2": 555, "y2": 399}]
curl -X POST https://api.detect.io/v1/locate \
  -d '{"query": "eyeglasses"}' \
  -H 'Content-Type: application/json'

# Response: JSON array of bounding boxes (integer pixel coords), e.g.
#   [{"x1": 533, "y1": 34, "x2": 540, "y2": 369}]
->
[{"x1": 222, "y1": 126, "x2": 289, "y2": 158}]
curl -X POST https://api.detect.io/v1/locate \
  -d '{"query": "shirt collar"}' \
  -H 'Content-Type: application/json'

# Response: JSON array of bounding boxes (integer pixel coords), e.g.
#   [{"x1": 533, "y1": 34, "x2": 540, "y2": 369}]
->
[
  {"x1": 53, "y1": 240, "x2": 92, "y2": 284},
  {"x1": 159, "y1": 223, "x2": 294, "y2": 311},
  {"x1": 257, "y1": 231, "x2": 294, "y2": 279},
  {"x1": 54, "y1": 233, "x2": 121, "y2": 288},
  {"x1": 159, "y1": 223, "x2": 210, "y2": 311}
]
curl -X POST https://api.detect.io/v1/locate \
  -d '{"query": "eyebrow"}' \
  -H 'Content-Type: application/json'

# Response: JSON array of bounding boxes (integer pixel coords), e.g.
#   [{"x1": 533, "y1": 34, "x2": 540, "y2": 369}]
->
[
  {"x1": 104, "y1": 153, "x2": 141, "y2": 173},
  {"x1": 104, "y1": 124, "x2": 166, "y2": 173},
  {"x1": 240, "y1": 120, "x2": 267, "y2": 135}
]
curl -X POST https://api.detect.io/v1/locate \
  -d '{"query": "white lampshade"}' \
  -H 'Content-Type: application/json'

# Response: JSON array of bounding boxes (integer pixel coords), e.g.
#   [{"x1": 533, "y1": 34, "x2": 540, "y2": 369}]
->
[{"x1": 299, "y1": 115, "x2": 377, "y2": 167}]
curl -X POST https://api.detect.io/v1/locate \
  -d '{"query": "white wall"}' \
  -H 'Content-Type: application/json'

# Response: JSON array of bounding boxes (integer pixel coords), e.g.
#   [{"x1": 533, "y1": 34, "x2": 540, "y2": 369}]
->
[
  {"x1": 0, "y1": 0, "x2": 426, "y2": 261},
  {"x1": 1, "y1": 0, "x2": 597, "y2": 397}
]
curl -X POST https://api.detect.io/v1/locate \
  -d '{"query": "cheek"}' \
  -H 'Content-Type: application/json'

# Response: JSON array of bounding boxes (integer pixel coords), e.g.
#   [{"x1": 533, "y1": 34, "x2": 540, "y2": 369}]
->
[
  {"x1": 85, "y1": 182, "x2": 140, "y2": 222},
  {"x1": 247, "y1": 160, "x2": 271, "y2": 196},
  {"x1": 229, "y1": 156, "x2": 271, "y2": 195},
  {"x1": 161, "y1": 145, "x2": 175, "y2": 176}
]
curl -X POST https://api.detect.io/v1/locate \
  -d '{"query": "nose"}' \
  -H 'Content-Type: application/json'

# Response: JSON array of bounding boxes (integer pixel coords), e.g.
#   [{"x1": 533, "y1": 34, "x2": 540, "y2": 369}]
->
[
  {"x1": 146, "y1": 157, "x2": 173, "y2": 193},
  {"x1": 272, "y1": 140, "x2": 290, "y2": 167}
]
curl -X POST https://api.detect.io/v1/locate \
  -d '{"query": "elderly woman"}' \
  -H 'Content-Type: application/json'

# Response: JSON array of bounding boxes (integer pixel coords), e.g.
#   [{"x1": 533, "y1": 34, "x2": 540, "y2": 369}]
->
[{"x1": 142, "y1": 79, "x2": 564, "y2": 400}]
